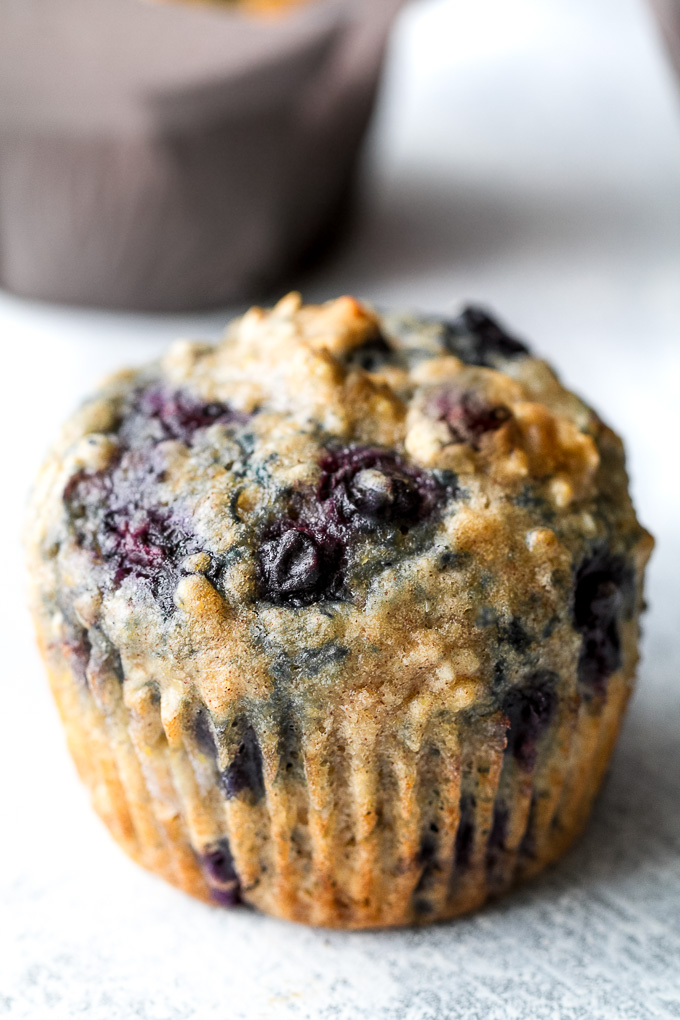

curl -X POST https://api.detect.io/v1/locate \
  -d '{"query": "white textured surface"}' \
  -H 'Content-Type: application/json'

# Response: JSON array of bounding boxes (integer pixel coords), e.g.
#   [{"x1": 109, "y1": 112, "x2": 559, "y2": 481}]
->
[{"x1": 2, "y1": 0, "x2": 680, "y2": 1016}]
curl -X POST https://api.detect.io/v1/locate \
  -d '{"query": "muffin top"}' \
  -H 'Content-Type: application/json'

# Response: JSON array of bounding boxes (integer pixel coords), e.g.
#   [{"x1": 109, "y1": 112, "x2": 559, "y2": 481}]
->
[{"x1": 27, "y1": 294, "x2": 650, "y2": 732}]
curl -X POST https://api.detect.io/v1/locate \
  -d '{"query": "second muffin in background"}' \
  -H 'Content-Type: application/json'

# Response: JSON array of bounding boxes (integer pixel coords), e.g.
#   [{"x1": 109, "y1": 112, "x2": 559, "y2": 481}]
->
[{"x1": 0, "y1": 0, "x2": 404, "y2": 310}]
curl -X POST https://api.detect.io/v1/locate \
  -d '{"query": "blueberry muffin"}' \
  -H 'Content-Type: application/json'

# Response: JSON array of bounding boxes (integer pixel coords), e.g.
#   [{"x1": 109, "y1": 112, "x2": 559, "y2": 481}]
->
[{"x1": 26, "y1": 294, "x2": 653, "y2": 928}]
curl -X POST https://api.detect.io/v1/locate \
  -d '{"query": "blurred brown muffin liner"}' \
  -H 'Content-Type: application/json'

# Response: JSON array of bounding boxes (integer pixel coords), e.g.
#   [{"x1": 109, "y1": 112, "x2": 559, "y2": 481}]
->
[
  {"x1": 649, "y1": 0, "x2": 680, "y2": 82},
  {"x1": 0, "y1": 0, "x2": 404, "y2": 310},
  {"x1": 148, "y1": 0, "x2": 309, "y2": 13}
]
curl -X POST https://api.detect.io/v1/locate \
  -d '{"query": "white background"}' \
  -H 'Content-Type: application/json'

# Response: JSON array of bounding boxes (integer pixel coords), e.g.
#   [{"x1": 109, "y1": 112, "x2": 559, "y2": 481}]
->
[{"x1": 2, "y1": 0, "x2": 680, "y2": 1016}]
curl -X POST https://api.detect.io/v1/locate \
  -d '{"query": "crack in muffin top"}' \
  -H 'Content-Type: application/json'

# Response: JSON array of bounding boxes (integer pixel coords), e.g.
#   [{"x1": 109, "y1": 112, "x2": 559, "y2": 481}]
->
[{"x1": 30, "y1": 293, "x2": 649, "y2": 721}]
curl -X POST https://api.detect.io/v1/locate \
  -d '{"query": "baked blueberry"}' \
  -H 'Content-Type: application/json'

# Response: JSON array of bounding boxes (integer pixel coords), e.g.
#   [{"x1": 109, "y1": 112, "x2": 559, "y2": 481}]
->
[
  {"x1": 343, "y1": 330, "x2": 397, "y2": 373},
  {"x1": 442, "y1": 305, "x2": 530, "y2": 367},
  {"x1": 258, "y1": 522, "x2": 345, "y2": 606},
  {"x1": 574, "y1": 553, "x2": 635, "y2": 693},
  {"x1": 486, "y1": 803, "x2": 509, "y2": 871},
  {"x1": 221, "y1": 726, "x2": 265, "y2": 801},
  {"x1": 318, "y1": 446, "x2": 442, "y2": 527},
  {"x1": 199, "y1": 839, "x2": 241, "y2": 907},
  {"x1": 502, "y1": 672, "x2": 558, "y2": 772},
  {"x1": 454, "y1": 794, "x2": 476, "y2": 871},
  {"x1": 119, "y1": 386, "x2": 247, "y2": 449},
  {"x1": 432, "y1": 390, "x2": 512, "y2": 448},
  {"x1": 65, "y1": 455, "x2": 203, "y2": 614}
]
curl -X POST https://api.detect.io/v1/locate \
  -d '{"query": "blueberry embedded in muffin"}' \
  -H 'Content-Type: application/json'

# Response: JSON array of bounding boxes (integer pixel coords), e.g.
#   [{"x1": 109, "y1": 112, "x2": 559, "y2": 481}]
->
[{"x1": 25, "y1": 293, "x2": 653, "y2": 928}]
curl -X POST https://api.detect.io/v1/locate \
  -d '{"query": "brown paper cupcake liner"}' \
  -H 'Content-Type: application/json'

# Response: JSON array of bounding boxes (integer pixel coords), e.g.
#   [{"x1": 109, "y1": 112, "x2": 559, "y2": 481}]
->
[{"x1": 36, "y1": 609, "x2": 642, "y2": 929}]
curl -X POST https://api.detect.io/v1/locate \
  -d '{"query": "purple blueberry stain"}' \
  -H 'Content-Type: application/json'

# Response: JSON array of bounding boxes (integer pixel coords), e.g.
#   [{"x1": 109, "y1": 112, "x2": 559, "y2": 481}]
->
[
  {"x1": 65, "y1": 453, "x2": 207, "y2": 616},
  {"x1": 118, "y1": 385, "x2": 248, "y2": 449},
  {"x1": 199, "y1": 838, "x2": 241, "y2": 905},
  {"x1": 431, "y1": 389, "x2": 511, "y2": 449},
  {"x1": 442, "y1": 306, "x2": 530, "y2": 367},
  {"x1": 61, "y1": 379, "x2": 254, "y2": 618},
  {"x1": 502, "y1": 671, "x2": 558, "y2": 772},
  {"x1": 486, "y1": 802, "x2": 509, "y2": 871},
  {"x1": 454, "y1": 794, "x2": 476, "y2": 872},
  {"x1": 519, "y1": 796, "x2": 538, "y2": 861},
  {"x1": 221, "y1": 725, "x2": 265, "y2": 802},
  {"x1": 498, "y1": 617, "x2": 532, "y2": 654},
  {"x1": 413, "y1": 828, "x2": 439, "y2": 913},
  {"x1": 194, "y1": 708, "x2": 217, "y2": 760},
  {"x1": 106, "y1": 508, "x2": 182, "y2": 582},
  {"x1": 416, "y1": 829, "x2": 438, "y2": 870},
  {"x1": 344, "y1": 329, "x2": 397, "y2": 373},
  {"x1": 100, "y1": 504, "x2": 195, "y2": 614},
  {"x1": 210, "y1": 886, "x2": 241, "y2": 907},
  {"x1": 573, "y1": 552, "x2": 635, "y2": 693}
]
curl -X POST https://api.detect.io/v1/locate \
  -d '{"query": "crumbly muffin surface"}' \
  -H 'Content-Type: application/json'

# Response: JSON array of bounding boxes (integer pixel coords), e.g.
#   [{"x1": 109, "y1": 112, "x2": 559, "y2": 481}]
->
[{"x1": 26, "y1": 294, "x2": 652, "y2": 926}]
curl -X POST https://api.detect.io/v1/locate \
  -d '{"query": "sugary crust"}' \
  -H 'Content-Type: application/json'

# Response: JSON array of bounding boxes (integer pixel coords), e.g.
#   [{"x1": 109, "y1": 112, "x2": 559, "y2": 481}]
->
[{"x1": 26, "y1": 293, "x2": 653, "y2": 928}]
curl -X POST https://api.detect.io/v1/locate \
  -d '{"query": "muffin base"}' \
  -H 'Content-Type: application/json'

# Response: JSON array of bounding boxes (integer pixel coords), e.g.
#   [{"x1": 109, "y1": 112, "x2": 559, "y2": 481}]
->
[{"x1": 36, "y1": 619, "x2": 640, "y2": 929}]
